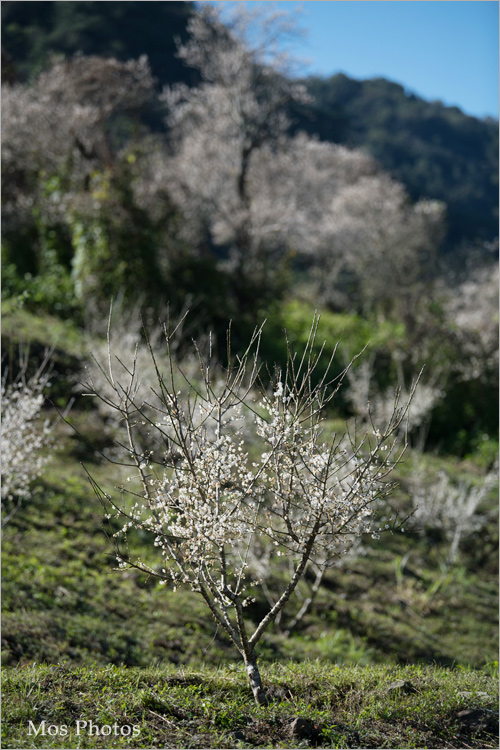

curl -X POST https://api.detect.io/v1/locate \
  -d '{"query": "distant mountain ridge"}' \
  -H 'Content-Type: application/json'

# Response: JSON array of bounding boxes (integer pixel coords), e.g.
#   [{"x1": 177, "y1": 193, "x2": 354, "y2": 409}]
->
[
  {"x1": 297, "y1": 74, "x2": 498, "y2": 253},
  {"x1": 2, "y1": 0, "x2": 498, "y2": 257}
]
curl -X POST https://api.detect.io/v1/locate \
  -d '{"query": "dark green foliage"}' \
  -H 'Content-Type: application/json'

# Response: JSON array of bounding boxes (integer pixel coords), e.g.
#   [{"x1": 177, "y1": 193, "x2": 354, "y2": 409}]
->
[
  {"x1": 1, "y1": 1, "x2": 196, "y2": 87},
  {"x1": 2, "y1": 154, "x2": 183, "y2": 323},
  {"x1": 2, "y1": 237, "x2": 82, "y2": 324},
  {"x1": 69, "y1": 162, "x2": 170, "y2": 310},
  {"x1": 426, "y1": 376, "x2": 499, "y2": 456}
]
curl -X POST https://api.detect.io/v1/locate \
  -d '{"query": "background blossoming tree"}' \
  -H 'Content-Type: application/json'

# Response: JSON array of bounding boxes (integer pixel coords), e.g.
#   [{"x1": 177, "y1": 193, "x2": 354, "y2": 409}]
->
[
  {"x1": 1, "y1": 2, "x2": 446, "y2": 340},
  {"x1": 162, "y1": 3, "x2": 445, "y2": 327},
  {"x1": 85, "y1": 316, "x2": 417, "y2": 704},
  {"x1": 1, "y1": 351, "x2": 54, "y2": 526}
]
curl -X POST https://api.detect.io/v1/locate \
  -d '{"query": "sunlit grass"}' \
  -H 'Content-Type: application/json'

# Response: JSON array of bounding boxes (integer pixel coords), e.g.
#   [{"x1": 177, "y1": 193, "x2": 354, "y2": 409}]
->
[{"x1": 2, "y1": 662, "x2": 498, "y2": 748}]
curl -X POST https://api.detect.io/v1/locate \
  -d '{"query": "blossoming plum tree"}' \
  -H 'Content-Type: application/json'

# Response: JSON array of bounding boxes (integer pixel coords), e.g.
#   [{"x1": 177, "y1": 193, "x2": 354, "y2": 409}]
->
[
  {"x1": 1, "y1": 351, "x2": 53, "y2": 526},
  {"x1": 85, "y1": 315, "x2": 417, "y2": 704}
]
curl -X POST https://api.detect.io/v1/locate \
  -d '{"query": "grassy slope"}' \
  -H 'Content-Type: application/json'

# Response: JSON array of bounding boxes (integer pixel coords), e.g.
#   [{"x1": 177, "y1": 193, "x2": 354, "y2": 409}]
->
[
  {"x1": 1, "y1": 304, "x2": 498, "y2": 748},
  {"x1": 2, "y1": 663, "x2": 498, "y2": 749},
  {"x1": 2, "y1": 455, "x2": 498, "y2": 672}
]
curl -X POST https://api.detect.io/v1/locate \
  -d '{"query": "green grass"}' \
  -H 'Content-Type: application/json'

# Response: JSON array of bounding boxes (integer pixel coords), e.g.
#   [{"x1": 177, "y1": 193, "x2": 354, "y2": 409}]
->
[
  {"x1": 1, "y1": 299, "x2": 84, "y2": 358},
  {"x1": 2, "y1": 662, "x2": 498, "y2": 748}
]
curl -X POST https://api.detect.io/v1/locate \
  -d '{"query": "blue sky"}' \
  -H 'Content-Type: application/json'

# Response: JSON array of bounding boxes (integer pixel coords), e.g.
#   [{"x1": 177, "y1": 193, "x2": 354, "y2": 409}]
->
[{"x1": 202, "y1": 1, "x2": 499, "y2": 120}]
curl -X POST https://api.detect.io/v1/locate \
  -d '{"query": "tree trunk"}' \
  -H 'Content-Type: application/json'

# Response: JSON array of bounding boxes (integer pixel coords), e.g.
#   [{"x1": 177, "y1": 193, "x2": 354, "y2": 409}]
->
[{"x1": 244, "y1": 650, "x2": 267, "y2": 706}]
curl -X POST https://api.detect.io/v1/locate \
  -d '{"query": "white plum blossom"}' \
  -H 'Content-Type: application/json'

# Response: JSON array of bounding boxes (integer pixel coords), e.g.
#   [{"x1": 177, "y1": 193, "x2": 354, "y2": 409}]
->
[
  {"x1": 444, "y1": 261, "x2": 499, "y2": 382},
  {"x1": 2, "y1": 55, "x2": 155, "y2": 233},
  {"x1": 1, "y1": 359, "x2": 53, "y2": 525},
  {"x1": 87, "y1": 315, "x2": 415, "y2": 704}
]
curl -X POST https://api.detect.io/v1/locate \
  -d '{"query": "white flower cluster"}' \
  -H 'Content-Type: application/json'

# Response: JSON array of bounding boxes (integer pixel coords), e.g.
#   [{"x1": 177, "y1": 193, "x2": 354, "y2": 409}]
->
[
  {"x1": 110, "y1": 370, "x2": 396, "y2": 590},
  {"x1": 156, "y1": 435, "x2": 258, "y2": 556},
  {"x1": 444, "y1": 261, "x2": 499, "y2": 382},
  {"x1": 113, "y1": 399, "x2": 264, "y2": 589},
  {"x1": 253, "y1": 382, "x2": 387, "y2": 555},
  {"x1": 1, "y1": 373, "x2": 52, "y2": 506}
]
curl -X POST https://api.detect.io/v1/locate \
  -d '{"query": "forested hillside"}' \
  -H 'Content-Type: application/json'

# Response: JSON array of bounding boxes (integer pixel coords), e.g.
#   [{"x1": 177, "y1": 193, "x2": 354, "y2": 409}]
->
[
  {"x1": 302, "y1": 74, "x2": 499, "y2": 254},
  {"x1": 2, "y1": 0, "x2": 498, "y2": 260}
]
